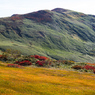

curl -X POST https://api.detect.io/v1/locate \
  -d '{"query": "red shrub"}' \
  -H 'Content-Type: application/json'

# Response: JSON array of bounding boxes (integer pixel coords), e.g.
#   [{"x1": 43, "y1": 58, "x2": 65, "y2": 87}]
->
[
  {"x1": 30, "y1": 55, "x2": 35, "y2": 58},
  {"x1": 34, "y1": 55, "x2": 40, "y2": 59},
  {"x1": 7, "y1": 64, "x2": 21, "y2": 68},
  {"x1": 49, "y1": 63, "x2": 51, "y2": 65},
  {"x1": 0, "y1": 55, "x2": 3, "y2": 58},
  {"x1": 83, "y1": 65, "x2": 95, "y2": 70},
  {"x1": 15, "y1": 60, "x2": 32, "y2": 66},
  {"x1": 34, "y1": 55, "x2": 48, "y2": 60},
  {"x1": 36, "y1": 61, "x2": 45, "y2": 66},
  {"x1": 39, "y1": 56, "x2": 48, "y2": 60}
]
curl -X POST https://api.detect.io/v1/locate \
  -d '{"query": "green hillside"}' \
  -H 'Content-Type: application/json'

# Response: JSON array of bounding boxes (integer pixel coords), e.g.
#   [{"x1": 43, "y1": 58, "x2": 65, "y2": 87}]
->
[{"x1": 0, "y1": 8, "x2": 95, "y2": 62}]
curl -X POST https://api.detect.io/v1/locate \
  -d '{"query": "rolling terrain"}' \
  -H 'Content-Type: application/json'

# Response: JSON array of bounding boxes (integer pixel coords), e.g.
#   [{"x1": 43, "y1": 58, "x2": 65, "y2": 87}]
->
[{"x1": 0, "y1": 8, "x2": 95, "y2": 62}]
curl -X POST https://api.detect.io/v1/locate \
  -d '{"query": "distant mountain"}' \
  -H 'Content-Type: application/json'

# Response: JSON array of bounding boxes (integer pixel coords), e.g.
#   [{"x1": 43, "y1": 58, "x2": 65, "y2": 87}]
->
[{"x1": 0, "y1": 8, "x2": 95, "y2": 62}]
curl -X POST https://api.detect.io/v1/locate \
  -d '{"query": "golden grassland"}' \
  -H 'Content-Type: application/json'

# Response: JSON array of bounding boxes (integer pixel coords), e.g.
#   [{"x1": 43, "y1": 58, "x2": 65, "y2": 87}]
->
[{"x1": 0, "y1": 62, "x2": 95, "y2": 95}]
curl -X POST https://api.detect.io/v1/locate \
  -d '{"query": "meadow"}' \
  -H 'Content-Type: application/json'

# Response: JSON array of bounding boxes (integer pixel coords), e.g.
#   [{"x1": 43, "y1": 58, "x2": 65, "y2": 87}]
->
[{"x1": 0, "y1": 61, "x2": 95, "y2": 95}]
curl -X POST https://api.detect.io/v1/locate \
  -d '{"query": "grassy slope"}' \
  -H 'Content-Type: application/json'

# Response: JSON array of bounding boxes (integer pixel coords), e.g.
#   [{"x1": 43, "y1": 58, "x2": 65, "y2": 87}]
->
[
  {"x1": 1, "y1": 9, "x2": 95, "y2": 62},
  {"x1": 0, "y1": 62, "x2": 95, "y2": 95}
]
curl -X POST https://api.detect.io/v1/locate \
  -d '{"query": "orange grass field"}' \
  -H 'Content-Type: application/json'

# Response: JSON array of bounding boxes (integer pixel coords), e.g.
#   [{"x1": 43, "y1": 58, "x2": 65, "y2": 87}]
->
[{"x1": 0, "y1": 63, "x2": 95, "y2": 95}]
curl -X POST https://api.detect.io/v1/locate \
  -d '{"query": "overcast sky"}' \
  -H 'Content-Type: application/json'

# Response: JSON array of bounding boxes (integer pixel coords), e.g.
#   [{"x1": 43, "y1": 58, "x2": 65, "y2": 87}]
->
[{"x1": 0, "y1": 0, "x2": 95, "y2": 17}]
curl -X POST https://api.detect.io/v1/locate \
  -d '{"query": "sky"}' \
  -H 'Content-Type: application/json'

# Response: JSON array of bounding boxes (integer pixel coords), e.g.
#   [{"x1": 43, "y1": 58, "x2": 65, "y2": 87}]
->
[{"x1": 0, "y1": 0, "x2": 95, "y2": 17}]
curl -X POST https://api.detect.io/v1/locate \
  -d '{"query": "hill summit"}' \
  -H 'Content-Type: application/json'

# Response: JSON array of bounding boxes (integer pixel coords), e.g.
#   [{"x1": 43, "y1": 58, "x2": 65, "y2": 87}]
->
[{"x1": 0, "y1": 8, "x2": 95, "y2": 62}]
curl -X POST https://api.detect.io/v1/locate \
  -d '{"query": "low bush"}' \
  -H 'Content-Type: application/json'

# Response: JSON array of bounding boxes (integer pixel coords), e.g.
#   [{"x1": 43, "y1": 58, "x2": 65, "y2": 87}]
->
[
  {"x1": 14, "y1": 60, "x2": 32, "y2": 66},
  {"x1": 63, "y1": 60, "x2": 75, "y2": 65},
  {"x1": 35, "y1": 60, "x2": 52, "y2": 67},
  {"x1": 33, "y1": 55, "x2": 48, "y2": 61},
  {"x1": 0, "y1": 55, "x2": 7, "y2": 61},
  {"x1": 71, "y1": 65, "x2": 83, "y2": 70},
  {"x1": 36, "y1": 61, "x2": 45, "y2": 66},
  {"x1": 78, "y1": 62, "x2": 86, "y2": 66},
  {"x1": 83, "y1": 65, "x2": 95, "y2": 70},
  {"x1": 7, "y1": 64, "x2": 21, "y2": 68}
]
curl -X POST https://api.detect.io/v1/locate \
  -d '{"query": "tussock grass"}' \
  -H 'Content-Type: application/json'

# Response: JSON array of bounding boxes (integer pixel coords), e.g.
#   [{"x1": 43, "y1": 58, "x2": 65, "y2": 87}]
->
[{"x1": 0, "y1": 63, "x2": 95, "y2": 95}]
